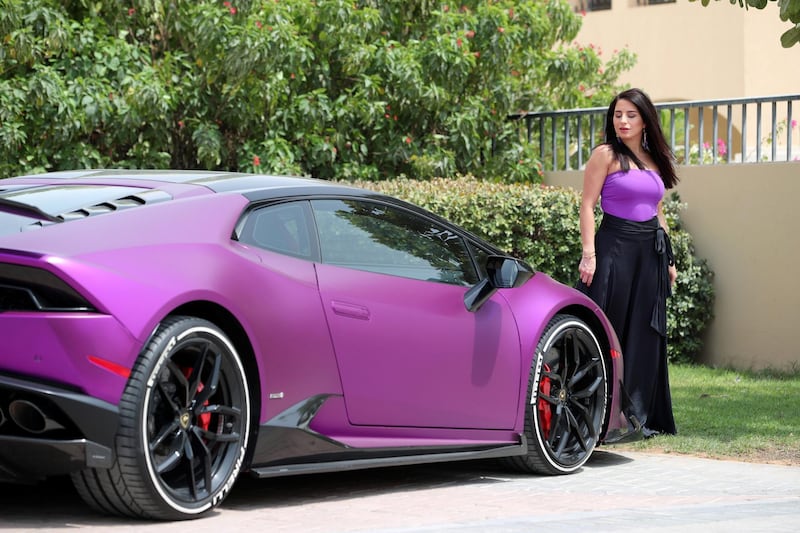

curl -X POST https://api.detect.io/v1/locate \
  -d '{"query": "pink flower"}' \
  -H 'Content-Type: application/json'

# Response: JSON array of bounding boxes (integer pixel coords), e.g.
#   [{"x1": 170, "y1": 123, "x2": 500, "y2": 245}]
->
[
  {"x1": 703, "y1": 142, "x2": 710, "y2": 150},
  {"x1": 253, "y1": 155, "x2": 260, "y2": 167},
  {"x1": 792, "y1": 119, "x2": 798, "y2": 129},
  {"x1": 717, "y1": 139, "x2": 727, "y2": 156}
]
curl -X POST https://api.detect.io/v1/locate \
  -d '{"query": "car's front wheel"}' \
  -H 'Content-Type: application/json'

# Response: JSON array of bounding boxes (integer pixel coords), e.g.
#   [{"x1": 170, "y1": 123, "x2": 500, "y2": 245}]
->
[
  {"x1": 507, "y1": 314, "x2": 608, "y2": 475},
  {"x1": 72, "y1": 316, "x2": 251, "y2": 520}
]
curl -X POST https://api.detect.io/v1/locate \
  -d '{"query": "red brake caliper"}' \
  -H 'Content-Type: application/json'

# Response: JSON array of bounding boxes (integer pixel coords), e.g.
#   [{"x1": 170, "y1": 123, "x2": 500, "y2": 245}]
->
[
  {"x1": 537, "y1": 364, "x2": 552, "y2": 437},
  {"x1": 182, "y1": 368, "x2": 211, "y2": 431}
]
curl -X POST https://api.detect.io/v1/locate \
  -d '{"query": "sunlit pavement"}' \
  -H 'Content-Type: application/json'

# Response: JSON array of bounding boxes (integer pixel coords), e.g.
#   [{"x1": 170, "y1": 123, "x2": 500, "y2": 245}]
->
[{"x1": 1, "y1": 450, "x2": 798, "y2": 532}]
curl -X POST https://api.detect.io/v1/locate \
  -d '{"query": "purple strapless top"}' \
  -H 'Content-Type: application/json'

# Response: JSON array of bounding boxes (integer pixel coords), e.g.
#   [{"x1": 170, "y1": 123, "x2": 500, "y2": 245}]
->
[{"x1": 600, "y1": 168, "x2": 665, "y2": 222}]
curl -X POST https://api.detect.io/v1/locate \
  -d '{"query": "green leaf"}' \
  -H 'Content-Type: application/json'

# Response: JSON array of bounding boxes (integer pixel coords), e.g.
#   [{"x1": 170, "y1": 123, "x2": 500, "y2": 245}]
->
[{"x1": 780, "y1": 23, "x2": 800, "y2": 47}]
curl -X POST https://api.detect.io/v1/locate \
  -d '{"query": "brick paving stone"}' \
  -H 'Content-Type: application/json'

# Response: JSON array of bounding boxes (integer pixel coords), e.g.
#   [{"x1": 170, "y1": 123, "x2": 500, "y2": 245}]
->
[{"x1": 0, "y1": 450, "x2": 797, "y2": 532}]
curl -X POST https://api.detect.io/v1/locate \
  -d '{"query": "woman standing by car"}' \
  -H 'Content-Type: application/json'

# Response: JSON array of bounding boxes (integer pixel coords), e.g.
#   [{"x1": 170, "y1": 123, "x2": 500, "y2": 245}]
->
[{"x1": 577, "y1": 88, "x2": 679, "y2": 437}]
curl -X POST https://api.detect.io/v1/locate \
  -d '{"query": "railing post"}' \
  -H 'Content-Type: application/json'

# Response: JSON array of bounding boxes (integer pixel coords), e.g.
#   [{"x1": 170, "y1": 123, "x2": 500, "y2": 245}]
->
[
  {"x1": 712, "y1": 105, "x2": 719, "y2": 163},
  {"x1": 726, "y1": 104, "x2": 732, "y2": 163},
  {"x1": 772, "y1": 101, "x2": 778, "y2": 163},
  {"x1": 756, "y1": 103, "x2": 762, "y2": 162},
  {"x1": 788, "y1": 101, "x2": 794, "y2": 162},
  {"x1": 742, "y1": 105, "x2": 747, "y2": 162},
  {"x1": 683, "y1": 106, "x2": 690, "y2": 164}
]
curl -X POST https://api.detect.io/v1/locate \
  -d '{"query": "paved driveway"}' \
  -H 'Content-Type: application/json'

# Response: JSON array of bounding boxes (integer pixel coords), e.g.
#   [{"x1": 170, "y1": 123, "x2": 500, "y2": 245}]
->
[{"x1": 1, "y1": 450, "x2": 798, "y2": 532}]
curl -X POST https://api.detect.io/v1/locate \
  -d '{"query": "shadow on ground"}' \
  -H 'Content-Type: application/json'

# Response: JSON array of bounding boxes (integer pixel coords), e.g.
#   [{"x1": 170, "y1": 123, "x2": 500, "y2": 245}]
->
[{"x1": 0, "y1": 449, "x2": 633, "y2": 526}]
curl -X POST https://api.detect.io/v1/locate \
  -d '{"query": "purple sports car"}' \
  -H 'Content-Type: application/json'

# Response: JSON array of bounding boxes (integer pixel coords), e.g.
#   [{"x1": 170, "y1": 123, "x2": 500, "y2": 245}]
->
[{"x1": 0, "y1": 170, "x2": 638, "y2": 520}]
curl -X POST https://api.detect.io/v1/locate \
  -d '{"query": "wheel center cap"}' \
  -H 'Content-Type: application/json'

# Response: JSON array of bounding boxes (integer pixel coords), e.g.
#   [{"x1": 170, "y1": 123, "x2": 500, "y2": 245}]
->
[{"x1": 179, "y1": 411, "x2": 191, "y2": 429}]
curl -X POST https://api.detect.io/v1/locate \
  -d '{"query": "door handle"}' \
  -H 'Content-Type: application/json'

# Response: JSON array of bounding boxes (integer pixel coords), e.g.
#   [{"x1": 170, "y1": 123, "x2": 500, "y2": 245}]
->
[{"x1": 331, "y1": 300, "x2": 371, "y2": 320}]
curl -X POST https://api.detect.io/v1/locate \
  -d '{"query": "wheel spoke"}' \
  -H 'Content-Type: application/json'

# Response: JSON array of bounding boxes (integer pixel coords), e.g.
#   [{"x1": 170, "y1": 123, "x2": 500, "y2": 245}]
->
[
  {"x1": 194, "y1": 352, "x2": 222, "y2": 407},
  {"x1": 570, "y1": 400, "x2": 600, "y2": 442},
  {"x1": 182, "y1": 437, "x2": 199, "y2": 499},
  {"x1": 166, "y1": 359, "x2": 191, "y2": 406},
  {"x1": 554, "y1": 425, "x2": 570, "y2": 456},
  {"x1": 568, "y1": 357, "x2": 600, "y2": 388},
  {"x1": 542, "y1": 366, "x2": 563, "y2": 388},
  {"x1": 187, "y1": 345, "x2": 209, "y2": 404},
  {"x1": 570, "y1": 375, "x2": 603, "y2": 400},
  {"x1": 565, "y1": 407, "x2": 590, "y2": 452},
  {"x1": 189, "y1": 426, "x2": 214, "y2": 496},
  {"x1": 150, "y1": 419, "x2": 181, "y2": 450},
  {"x1": 547, "y1": 404, "x2": 565, "y2": 447},
  {"x1": 537, "y1": 391, "x2": 558, "y2": 407},
  {"x1": 569, "y1": 332, "x2": 582, "y2": 376},
  {"x1": 154, "y1": 430, "x2": 187, "y2": 474}
]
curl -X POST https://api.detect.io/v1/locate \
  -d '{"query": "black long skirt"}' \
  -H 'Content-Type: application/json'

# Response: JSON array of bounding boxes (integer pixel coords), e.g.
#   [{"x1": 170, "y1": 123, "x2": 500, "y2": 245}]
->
[{"x1": 577, "y1": 213, "x2": 677, "y2": 436}]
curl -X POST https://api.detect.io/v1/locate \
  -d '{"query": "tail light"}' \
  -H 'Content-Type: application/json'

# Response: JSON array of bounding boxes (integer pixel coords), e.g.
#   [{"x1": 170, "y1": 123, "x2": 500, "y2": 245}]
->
[{"x1": 0, "y1": 263, "x2": 95, "y2": 312}]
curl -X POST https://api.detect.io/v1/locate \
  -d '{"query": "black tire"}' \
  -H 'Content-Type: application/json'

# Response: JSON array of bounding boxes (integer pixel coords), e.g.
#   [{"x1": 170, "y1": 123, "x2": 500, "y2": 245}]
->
[
  {"x1": 72, "y1": 316, "x2": 251, "y2": 520},
  {"x1": 507, "y1": 314, "x2": 607, "y2": 475}
]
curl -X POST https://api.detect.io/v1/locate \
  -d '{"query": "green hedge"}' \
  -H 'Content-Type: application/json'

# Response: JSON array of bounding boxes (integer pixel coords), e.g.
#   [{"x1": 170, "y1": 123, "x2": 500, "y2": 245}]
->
[{"x1": 348, "y1": 175, "x2": 714, "y2": 364}]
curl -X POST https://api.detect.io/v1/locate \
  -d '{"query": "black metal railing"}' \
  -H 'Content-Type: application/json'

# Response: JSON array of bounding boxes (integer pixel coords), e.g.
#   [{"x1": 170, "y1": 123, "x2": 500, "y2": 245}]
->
[{"x1": 508, "y1": 94, "x2": 799, "y2": 171}]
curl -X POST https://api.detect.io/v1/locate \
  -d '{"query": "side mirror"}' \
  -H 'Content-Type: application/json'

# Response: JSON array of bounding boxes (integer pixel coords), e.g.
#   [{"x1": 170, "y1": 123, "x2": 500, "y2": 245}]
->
[{"x1": 464, "y1": 255, "x2": 534, "y2": 312}]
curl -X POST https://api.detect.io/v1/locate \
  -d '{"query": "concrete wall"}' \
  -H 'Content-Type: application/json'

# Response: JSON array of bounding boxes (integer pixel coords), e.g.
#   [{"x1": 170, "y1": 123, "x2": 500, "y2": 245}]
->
[{"x1": 545, "y1": 162, "x2": 800, "y2": 371}]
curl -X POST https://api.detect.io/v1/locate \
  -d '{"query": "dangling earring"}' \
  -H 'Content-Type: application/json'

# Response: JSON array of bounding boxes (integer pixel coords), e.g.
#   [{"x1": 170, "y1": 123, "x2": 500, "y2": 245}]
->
[{"x1": 642, "y1": 130, "x2": 649, "y2": 151}]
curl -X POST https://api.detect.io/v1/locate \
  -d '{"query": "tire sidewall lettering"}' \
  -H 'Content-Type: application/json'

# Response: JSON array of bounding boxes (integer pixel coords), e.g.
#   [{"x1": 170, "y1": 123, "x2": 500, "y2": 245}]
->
[
  {"x1": 146, "y1": 334, "x2": 177, "y2": 389},
  {"x1": 212, "y1": 445, "x2": 246, "y2": 507}
]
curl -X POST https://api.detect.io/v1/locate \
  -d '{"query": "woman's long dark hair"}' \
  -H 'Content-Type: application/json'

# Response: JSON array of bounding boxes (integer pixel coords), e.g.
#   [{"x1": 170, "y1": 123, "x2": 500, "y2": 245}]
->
[{"x1": 603, "y1": 88, "x2": 679, "y2": 189}]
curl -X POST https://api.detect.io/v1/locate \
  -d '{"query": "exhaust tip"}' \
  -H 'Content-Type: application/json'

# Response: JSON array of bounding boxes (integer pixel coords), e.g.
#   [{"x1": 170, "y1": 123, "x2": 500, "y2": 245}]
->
[{"x1": 8, "y1": 399, "x2": 65, "y2": 434}]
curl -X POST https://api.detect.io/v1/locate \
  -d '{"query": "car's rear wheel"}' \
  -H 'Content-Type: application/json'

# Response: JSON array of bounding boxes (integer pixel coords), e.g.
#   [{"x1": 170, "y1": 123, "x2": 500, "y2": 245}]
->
[
  {"x1": 508, "y1": 314, "x2": 607, "y2": 475},
  {"x1": 72, "y1": 316, "x2": 251, "y2": 520}
]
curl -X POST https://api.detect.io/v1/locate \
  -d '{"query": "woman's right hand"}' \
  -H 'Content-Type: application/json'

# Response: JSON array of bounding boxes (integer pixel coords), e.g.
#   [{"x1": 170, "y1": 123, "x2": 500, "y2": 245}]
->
[{"x1": 579, "y1": 255, "x2": 596, "y2": 287}]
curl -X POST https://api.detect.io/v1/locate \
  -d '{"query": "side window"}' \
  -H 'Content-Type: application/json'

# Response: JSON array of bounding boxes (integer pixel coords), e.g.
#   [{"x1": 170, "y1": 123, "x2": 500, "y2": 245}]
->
[
  {"x1": 239, "y1": 202, "x2": 312, "y2": 259},
  {"x1": 467, "y1": 241, "x2": 491, "y2": 280},
  {"x1": 311, "y1": 199, "x2": 478, "y2": 286}
]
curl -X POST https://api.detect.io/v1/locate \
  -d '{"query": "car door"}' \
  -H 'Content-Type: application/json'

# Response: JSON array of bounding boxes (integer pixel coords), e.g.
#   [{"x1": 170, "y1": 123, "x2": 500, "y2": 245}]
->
[{"x1": 311, "y1": 198, "x2": 522, "y2": 430}]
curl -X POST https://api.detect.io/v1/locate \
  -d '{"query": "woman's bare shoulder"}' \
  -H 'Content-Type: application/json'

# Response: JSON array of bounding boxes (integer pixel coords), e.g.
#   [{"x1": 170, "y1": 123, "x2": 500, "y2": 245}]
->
[
  {"x1": 588, "y1": 144, "x2": 621, "y2": 174},
  {"x1": 590, "y1": 144, "x2": 615, "y2": 160}
]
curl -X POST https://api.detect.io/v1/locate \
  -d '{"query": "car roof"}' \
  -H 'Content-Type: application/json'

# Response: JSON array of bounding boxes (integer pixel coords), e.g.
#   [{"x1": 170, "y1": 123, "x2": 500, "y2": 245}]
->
[
  {"x1": 3, "y1": 169, "x2": 373, "y2": 197},
  {"x1": 0, "y1": 169, "x2": 393, "y2": 235}
]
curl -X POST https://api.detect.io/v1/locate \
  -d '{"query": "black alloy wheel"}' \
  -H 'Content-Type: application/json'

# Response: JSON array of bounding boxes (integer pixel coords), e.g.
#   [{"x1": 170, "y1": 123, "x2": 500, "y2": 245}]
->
[
  {"x1": 507, "y1": 314, "x2": 608, "y2": 475},
  {"x1": 72, "y1": 316, "x2": 251, "y2": 520}
]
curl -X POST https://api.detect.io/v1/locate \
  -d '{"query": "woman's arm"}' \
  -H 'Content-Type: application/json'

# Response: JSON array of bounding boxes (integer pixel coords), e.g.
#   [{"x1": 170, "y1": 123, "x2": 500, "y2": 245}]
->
[{"x1": 579, "y1": 146, "x2": 612, "y2": 286}]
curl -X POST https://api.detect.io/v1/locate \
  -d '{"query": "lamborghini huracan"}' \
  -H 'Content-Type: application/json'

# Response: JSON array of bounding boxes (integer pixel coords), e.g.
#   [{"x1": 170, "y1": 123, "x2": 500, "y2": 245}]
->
[{"x1": 0, "y1": 170, "x2": 638, "y2": 520}]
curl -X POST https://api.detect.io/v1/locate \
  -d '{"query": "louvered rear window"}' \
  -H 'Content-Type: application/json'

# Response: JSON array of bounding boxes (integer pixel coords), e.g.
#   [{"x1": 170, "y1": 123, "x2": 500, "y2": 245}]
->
[{"x1": 0, "y1": 185, "x2": 171, "y2": 234}]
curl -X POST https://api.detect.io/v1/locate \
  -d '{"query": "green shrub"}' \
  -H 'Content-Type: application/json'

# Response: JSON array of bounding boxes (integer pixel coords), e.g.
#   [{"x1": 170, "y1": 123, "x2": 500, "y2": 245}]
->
[
  {"x1": 350, "y1": 176, "x2": 714, "y2": 364},
  {"x1": 0, "y1": 0, "x2": 635, "y2": 181}
]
